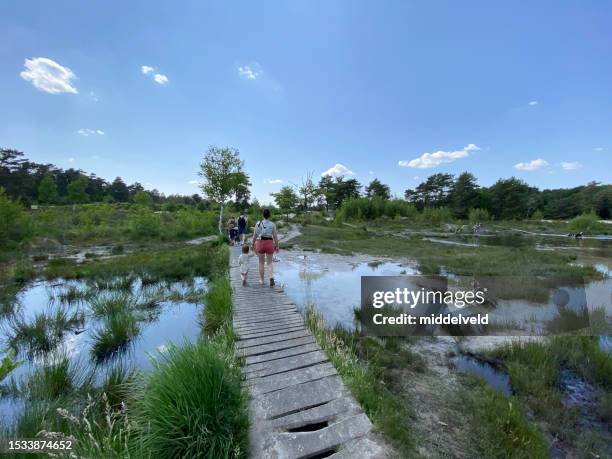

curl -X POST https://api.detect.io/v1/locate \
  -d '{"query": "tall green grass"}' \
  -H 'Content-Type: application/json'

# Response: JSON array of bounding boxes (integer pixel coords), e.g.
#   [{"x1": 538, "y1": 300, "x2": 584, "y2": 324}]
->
[
  {"x1": 134, "y1": 340, "x2": 248, "y2": 458},
  {"x1": 202, "y1": 276, "x2": 232, "y2": 335}
]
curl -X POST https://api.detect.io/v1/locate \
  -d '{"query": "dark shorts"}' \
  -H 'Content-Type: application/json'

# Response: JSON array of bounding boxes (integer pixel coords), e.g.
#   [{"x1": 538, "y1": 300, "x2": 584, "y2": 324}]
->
[{"x1": 238, "y1": 226, "x2": 246, "y2": 235}]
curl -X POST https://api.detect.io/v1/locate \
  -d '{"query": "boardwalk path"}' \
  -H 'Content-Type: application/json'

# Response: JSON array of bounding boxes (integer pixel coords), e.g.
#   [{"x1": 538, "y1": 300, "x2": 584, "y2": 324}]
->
[{"x1": 230, "y1": 246, "x2": 389, "y2": 458}]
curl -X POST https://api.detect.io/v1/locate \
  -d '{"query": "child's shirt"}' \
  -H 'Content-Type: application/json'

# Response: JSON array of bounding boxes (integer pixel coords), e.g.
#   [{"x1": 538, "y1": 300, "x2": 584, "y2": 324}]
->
[{"x1": 238, "y1": 253, "x2": 250, "y2": 274}]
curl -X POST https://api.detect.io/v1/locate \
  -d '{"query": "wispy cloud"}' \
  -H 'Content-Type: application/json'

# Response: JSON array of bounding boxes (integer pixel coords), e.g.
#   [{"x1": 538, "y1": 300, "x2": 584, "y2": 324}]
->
[
  {"x1": 68, "y1": 157, "x2": 75, "y2": 163},
  {"x1": 89, "y1": 91, "x2": 99, "y2": 102},
  {"x1": 78, "y1": 128, "x2": 104, "y2": 136},
  {"x1": 187, "y1": 180, "x2": 199, "y2": 185},
  {"x1": 513, "y1": 158, "x2": 548, "y2": 171},
  {"x1": 264, "y1": 178, "x2": 284, "y2": 184},
  {"x1": 321, "y1": 164, "x2": 354, "y2": 177},
  {"x1": 20, "y1": 57, "x2": 78, "y2": 94},
  {"x1": 238, "y1": 62, "x2": 263, "y2": 80},
  {"x1": 141, "y1": 65, "x2": 169, "y2": 84},
  {"x1": 399, "y1": 144, "x2": 479, "y2": 169},
  {"x1": 595, "y1": 147, "x2": 604, "y2": 152},
  {"x1": 528, "y1": 100, "x2": 538, "y2": 106},
  {"x1": 560, "y1": 161, "x2": 581, "y2": 170}
]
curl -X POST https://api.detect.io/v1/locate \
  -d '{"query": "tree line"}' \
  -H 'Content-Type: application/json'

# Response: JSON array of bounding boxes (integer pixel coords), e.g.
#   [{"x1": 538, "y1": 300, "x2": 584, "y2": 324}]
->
[
  {"x1": 0, "y1": 149, "x2": 206, "y2": 207},
  {"x1": 271, "y1": 171, "x2": 611, "y2": 220}
]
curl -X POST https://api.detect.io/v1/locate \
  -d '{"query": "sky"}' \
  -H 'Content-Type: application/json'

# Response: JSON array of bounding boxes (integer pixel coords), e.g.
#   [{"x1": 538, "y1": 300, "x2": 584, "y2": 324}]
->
[{"x1": 1, "y1": 0, "x2": 611, "y2": 203}]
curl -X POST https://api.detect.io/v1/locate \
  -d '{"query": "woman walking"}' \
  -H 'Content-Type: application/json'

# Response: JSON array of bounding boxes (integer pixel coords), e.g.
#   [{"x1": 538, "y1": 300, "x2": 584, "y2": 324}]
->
[{"x1": 251, "y1": 208, "x2": 279, "y2": 286}]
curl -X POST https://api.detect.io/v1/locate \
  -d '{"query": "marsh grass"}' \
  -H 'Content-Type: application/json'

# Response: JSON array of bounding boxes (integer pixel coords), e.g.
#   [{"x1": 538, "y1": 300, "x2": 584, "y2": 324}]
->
[
  {"x1": 25, "y1": 354, "x2": 89, "y2": 400},
  {"x1": 305, "y1": 306, "x2": 416, "y2": 456},
  {"x1": 43, "y1": 243, "x2": 227, "y2": 282},
  {"x1": 134, "y1": 340, "x2": 248, "y2": 458},
  {"x1": 458, "y1": 374, "x2": 548, "y2": 458},
  {"x1": 292, "y1": 225, "x2": 601, "y2": 302},
  {"x1": 88, "y1": 291, "x2": 133, "y2": 317},
  {"x1": 202, "y1": 276, "x2": 232, "y2": 335},
  {"x1": 485, "y1": 337, "x2": 612, "y2": 456},
  {"x1": 91, "y1": 312, "x2": 140, "y2": 362},
  {"x1": 57, "y1": 285, "x2": 92, "y2": 304},
  {"x1": 8, "y1": 305, "x2": 84, "y2": 357}
]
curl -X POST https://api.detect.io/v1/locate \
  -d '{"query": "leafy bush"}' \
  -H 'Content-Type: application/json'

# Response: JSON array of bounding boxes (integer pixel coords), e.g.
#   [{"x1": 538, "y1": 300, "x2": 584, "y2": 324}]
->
[
  {"x1": 569, "y1": 211, "x2": 604, "y2": 234},
  {"x1": 0, "y1": 188, "x2": 33, "y2": 248}
]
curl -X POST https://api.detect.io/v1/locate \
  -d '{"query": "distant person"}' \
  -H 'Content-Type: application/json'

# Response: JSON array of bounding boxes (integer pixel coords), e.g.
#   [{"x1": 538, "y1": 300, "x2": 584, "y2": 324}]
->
[
  {"x1": 228, "y1": 216, "x2": 238, "y2": 245},
  {"x1": 251, "y1": 208, "x2": 279, "y2": 287},
  {"x1": 473, "y1": 222, "x2": 482, "y2": 237},
  {"x1": 238, "y1": 212, "x2": 248, "y2": 245},
  {"x1": 238, "y1": 244, "x2": 251, "y2": 286}
]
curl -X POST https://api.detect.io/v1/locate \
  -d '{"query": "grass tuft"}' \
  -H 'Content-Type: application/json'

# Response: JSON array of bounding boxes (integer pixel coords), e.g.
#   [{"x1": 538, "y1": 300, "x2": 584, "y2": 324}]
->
[
  {"x1": 134, "y1": 340, "x2": 248, "y2": 458},
  {"x1": 91, "y1": 312, "x2": 140, "y2": 362}
]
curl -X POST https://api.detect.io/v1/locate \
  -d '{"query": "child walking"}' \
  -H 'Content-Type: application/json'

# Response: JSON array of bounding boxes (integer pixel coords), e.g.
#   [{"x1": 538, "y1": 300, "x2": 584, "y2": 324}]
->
[{"x1": 238, "y1": 244, "x2": 250, "y2": 286}]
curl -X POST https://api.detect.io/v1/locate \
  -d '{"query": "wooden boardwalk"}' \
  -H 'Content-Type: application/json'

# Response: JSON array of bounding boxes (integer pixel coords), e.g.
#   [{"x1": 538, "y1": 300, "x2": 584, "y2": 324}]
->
[{"x1": 230, "y1": 246, "x2": 389, "y2": 459}]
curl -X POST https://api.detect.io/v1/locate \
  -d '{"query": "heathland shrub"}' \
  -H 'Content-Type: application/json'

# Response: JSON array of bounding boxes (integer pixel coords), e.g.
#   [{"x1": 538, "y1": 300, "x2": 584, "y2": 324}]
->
[
  {"x1": 420, "y1": 207, "x2": 453, "y2": 225},
  {"x1": 134, "y1": 340, "x2": 248, "y2": 458},
  {"x1": 128, "y1": 209, "x2": 162, "y2": 238},
  {"x1": 569, "y1": 211, "x2": 604, "y2": 234},
  {"x1": 336, "y1": 197, "x2": 418, "y2": 222},
  {"x1": 468, "y1": 208, "x2": 490, "y2": 225}
]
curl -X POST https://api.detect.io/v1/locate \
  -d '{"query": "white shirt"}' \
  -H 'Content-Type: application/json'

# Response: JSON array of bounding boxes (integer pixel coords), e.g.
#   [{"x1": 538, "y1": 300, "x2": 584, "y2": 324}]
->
[{"x1": 238, "y1": 253, "x2": 250, "y2": 274}]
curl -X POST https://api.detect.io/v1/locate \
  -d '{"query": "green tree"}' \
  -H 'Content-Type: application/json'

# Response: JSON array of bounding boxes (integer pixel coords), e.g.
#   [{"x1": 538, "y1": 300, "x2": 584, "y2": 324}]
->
[
  {"x1": 198, "y1": 146, "x2": 249, "y2": 234},
  {"x1": 317, "y1": 175, "x2": 337, "y2": 213},
  {"x1": 110, "y1": 177, "x2": 130, "y2": 202},
  {"x1": 37, "y1": 174, "x2": 59, "y2": 204},
  {"x1": 449, "y1": 172, "x2": 480, "y2": 219},
  {"x1": 488, "y1": 178, "x2": 539, "y2": 220},
  {"x1": 133, "y1": 191, "x2": 153, "y2": 207},
  {"x1": 299, "y1": 172, "x2": 318, "y2": 221},
  {"x1": 67, "y1": 176, "x2": 89, "y2": 204},
  {"x1": 271, "y1": 186, "x2": 299, "y2": 221},
  {"x1": 365, "y1": 178, "x2": 391, "y2": 200}
]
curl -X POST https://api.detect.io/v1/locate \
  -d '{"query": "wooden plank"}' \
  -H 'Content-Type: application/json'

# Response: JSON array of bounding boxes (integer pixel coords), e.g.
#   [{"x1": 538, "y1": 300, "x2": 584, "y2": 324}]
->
[
  {"x1": 238, "y1": 336, "x2": 315, "y2": 357},
  {"x1": 236, "y1": 330, "x2": 311, "y2": 349}
]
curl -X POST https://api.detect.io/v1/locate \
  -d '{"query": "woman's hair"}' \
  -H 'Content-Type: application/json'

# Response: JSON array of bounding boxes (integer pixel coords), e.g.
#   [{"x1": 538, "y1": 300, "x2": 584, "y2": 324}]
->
[
  {"x1": 242, "y1": 244, "x2": 249, "y2": 254},
  {"x1": 262, "y1": 208, "x2": 271, "y2": 219}
]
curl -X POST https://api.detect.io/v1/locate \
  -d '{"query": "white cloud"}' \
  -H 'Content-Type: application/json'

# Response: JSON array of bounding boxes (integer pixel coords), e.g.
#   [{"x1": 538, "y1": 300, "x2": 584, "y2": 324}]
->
[
  {"x1": 513, "y1": 158, "x2": 549, "y2": 171},
  {"x1": 560, "y1": 161, "x2": 581, "y2": 170},
  {"x1": 595, "y1": 147, "x2": 604, "y2": 152},
  {"x1": 528, "y1": 100, "x2": 538, "y2": 106},
  {"x1": 321, "y1": 163, "x2": 354, "y2": 177},
  {"x1": 141, "y1": 66, "x2": 169, "y2": 84},
  {"x1": 153, "y1": 73, "x2": 168, "y2": 84},
  {"x1": 264, "y1": 179, "x2": 284, "y2": 184},
  {"x1": 68, "y1": 157, "x2": 75, "y2": 163},
  {"x1": 187, "y1": 180, "x2": 199, "y2": 185},
  {"x1": 78, "y1": 128, "x2": 104, "y2": 136},
  {"x1": 20, "y1": 57, "x2": 78, "y2": 94},
  {"x1": 238, "y1": 63, "x2": 262, "y2": 80},
  {"x1": 399, "y1": 144, "x2": 480, "y2": 169}
]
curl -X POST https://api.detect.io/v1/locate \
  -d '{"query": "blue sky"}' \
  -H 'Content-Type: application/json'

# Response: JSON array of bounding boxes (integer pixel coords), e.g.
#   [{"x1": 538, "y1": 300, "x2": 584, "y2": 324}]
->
[{"x1": 1, "y1": 0, "x2": 611, "y2": 203}]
